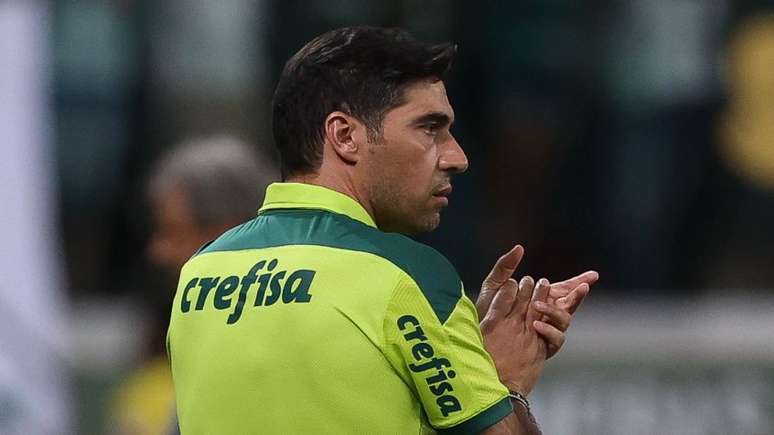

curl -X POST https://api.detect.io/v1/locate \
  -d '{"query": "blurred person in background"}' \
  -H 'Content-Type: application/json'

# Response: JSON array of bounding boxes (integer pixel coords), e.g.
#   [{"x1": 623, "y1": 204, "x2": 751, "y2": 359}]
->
[{"x1": 110, "y1": 135, "x2": 277, "y2": 435}]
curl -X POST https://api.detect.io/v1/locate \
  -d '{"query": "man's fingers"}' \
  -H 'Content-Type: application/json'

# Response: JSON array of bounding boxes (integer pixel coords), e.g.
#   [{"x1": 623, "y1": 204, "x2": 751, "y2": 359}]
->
[
  {"x1": 548, "y1": 270, "x2": 599, "y2": 299},
  {"x1": 481, "y1": 245, "x2": 524, "y2": 290},
  {"x1": 533, "y1": 300, "x2": 571, "y2": 332},
  {"x1": 476, "y1": 245, "x2": 524, "y2": 318},
  {"x1": 475, "y1": 288, "x2": 498, "y2": 319},
  {"x1": 483, "y1": 278, "x2": 519, "y2": 325},
  {"x1": 533, "y1": 278, "x2": 550, "y2": 303},
  {"x1": 526, "y1": 278, "x2": 550, "y2": 325},
  {"x1": 509, "y1": 276, "x2": 535, "y2": 318},
  {"x1": 556, "y1": 283, "x2": 590, "y2": 315},
  {"x1": 533, "y1": 320, "x2": 565, "y2": 358}
]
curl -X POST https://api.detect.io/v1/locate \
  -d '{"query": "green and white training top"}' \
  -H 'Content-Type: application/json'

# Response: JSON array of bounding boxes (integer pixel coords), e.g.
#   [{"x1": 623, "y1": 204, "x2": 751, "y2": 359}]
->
[{"x1": 167, "y1": 182, "x2": 512, "y2": 434}]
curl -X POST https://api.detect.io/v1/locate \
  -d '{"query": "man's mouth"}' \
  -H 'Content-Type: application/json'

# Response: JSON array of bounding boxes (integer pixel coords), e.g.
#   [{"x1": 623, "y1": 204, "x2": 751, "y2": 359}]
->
[{"x1": 433, "y1": 184, "x2": 453, "y2": 198}]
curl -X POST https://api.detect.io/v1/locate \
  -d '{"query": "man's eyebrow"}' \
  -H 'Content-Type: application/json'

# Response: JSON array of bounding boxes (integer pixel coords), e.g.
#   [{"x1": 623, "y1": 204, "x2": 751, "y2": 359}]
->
[{"x1": 412, "y1": 112, "x2": 454, "y2": 128}]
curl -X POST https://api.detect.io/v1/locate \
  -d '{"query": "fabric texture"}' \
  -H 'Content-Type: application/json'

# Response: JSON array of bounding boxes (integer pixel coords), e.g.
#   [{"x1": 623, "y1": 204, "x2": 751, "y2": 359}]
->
[{"x1": 168, "y1": 182, "x2": 511, "y2": 434}]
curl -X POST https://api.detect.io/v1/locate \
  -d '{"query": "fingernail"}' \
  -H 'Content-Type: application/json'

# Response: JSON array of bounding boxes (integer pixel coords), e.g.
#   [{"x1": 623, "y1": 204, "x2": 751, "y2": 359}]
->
[{"x1": 538, "y1": 278, "x2": 549, "y2": 286}]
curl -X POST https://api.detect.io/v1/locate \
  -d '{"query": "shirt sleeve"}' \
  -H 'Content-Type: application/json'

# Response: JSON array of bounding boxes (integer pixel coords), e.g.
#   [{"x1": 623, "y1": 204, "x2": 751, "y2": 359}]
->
[{"x1": 383, "y1": 272, "x2": 512, "y2": 434}]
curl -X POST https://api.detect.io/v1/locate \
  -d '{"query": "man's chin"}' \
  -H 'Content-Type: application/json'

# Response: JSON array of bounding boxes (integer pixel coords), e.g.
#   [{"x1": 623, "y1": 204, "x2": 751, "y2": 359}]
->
[
  {"x1": 412, "y1": 212, "x2": 441, "y2": 234},
  {"x1": 380, "y1": 208, "x2": 442, "y2": 235}
]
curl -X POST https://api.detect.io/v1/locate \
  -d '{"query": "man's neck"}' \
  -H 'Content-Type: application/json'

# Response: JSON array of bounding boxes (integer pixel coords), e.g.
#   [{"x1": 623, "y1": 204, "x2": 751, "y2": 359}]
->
[{"x1": 285, "y1": 172, "x2": 376, "y2": 222}]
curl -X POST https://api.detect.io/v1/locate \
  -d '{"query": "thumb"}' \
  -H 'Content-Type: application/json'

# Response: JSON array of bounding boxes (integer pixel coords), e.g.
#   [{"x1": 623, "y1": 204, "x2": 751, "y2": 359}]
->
[{"x1": 476, "y1": 245, "x2": 524, "y2": 317}]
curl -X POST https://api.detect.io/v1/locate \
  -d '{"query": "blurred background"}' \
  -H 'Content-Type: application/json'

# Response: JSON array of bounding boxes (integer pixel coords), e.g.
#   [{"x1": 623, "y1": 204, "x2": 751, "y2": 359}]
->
[{"x1": 1, "y1": 0, "x2": 773, "y2": 434}]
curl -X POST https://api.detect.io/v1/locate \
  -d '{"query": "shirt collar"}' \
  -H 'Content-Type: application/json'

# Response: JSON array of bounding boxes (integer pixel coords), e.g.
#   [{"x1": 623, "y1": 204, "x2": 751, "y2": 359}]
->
[{"x1": 259, "y1": 182, "x2": 377, "y2": 228}]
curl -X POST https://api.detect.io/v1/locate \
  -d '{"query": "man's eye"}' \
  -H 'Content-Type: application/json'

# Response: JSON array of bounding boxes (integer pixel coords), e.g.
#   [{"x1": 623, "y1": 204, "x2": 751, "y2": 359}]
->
[{"x1": 423, "y1": 124, "x2": 439, "y2": 135}]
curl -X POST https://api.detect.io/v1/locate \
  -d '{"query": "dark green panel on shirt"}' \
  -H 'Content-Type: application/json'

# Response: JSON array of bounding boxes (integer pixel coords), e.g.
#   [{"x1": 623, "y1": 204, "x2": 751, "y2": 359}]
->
[{"x1": 198, "y1": 209, "x2": 462, "y2": 323}]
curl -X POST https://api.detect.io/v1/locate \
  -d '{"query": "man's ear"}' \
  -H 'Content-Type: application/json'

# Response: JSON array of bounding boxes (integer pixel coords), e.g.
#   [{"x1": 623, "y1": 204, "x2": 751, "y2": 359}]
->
[{"x1": 324, "y1": 111, "x2": 365, "y2": 164}]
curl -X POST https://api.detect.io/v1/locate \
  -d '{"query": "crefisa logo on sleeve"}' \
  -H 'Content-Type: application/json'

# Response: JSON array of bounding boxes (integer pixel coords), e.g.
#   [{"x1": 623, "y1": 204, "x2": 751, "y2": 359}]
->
[
  {"x1": 179, "y1": 259, "x2": 315, "y2": 324},
  {"x1": 397, "y1": 315, "x2": 462, "y2": 417}
]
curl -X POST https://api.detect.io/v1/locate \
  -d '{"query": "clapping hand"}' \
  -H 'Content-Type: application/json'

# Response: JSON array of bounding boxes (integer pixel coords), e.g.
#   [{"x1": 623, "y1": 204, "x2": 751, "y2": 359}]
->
[{"x1": 476, "y1": 245, "x2": 598, "y2": 359}]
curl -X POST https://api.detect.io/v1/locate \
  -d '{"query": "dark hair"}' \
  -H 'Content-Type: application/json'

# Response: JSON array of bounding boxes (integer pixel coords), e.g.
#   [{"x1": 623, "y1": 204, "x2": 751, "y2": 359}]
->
[{"x1": 271, "y1": 26, "x2": 456, "y2": 178}]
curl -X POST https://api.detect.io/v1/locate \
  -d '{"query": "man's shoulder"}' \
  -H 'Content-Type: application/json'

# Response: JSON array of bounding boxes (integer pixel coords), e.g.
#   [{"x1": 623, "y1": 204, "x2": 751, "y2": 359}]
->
[
  {"x1": 364, "y1": 229, "x2": 460, "y2": 288},
  {"x1": 192, "y1": 211, "x2": 450, "y2": 270},
  {"x1": 188, "y1": 210, "x2": 463, "y2": 320},
  {"x1": 371, "y1": 231, "x2": 463, "y2": 324}
]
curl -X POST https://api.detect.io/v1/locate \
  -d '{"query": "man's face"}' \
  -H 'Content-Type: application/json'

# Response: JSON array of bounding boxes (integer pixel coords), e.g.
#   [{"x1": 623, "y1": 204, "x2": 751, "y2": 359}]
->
[{"x1": 363, "y1": 79, "x2": 468, "y2": 234}]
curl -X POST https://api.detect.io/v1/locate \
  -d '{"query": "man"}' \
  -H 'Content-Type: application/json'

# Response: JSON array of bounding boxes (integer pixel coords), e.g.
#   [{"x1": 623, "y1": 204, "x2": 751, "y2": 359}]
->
[
  {"x1": 168, "y1": 27, "x2": 597, "y2": 434},
  {"x1": 111, "y1": 136, "x2": 276, "y2": 435}
]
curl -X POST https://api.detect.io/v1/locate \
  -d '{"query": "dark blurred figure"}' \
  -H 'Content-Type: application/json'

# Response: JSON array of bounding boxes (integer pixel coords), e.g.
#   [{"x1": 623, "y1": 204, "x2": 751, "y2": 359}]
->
[{"x1": 110, "y1": 135, "x2": 277, "y2": 435}]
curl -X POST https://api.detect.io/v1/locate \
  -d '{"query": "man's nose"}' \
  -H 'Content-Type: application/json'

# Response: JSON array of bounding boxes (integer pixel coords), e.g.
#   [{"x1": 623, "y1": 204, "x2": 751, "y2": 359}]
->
[{"x1": 438, "y1": 136, "x2": 469, "y2": 174}]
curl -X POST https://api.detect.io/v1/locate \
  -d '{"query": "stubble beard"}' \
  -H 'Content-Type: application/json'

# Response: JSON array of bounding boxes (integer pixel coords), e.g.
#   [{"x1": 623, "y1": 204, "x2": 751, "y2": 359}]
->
[
  {"x1": 364, "y1": 139, "x2": 442, "y2": 234},
  {"x1": 369, "y1": 179, "x2": 439, "y2": 235}
]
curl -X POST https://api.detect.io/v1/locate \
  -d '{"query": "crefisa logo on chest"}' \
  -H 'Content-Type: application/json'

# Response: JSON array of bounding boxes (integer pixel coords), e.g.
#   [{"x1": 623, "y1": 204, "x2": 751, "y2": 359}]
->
[
  {"x1": 398, "y1": 315, "x2": 462, "y2": 417},
  {"x1": 179, "y1": 259, "x2": 315, "y2": 324}
]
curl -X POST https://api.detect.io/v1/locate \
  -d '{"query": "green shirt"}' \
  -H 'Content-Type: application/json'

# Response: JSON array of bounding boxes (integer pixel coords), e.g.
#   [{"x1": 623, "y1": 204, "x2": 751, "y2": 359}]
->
[{"x1": 168, "y1": 182, "x2": 512, "y2": 434}]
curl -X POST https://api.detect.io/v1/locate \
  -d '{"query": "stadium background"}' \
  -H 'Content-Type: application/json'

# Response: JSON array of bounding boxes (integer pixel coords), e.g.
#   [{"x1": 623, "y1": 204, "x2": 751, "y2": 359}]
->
[{"x1": 1, "y1": 0, "x2": 773, "y2": 434}]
